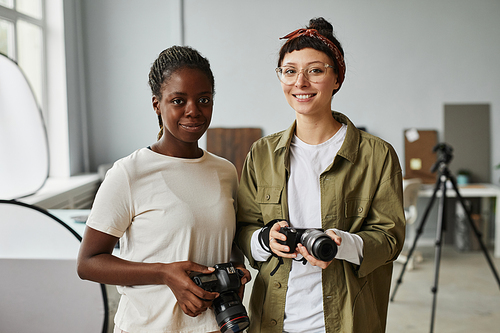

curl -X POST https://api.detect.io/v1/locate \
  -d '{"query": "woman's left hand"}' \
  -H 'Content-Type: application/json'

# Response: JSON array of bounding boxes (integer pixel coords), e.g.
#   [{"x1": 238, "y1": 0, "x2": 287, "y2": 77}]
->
[{"x1": 296, "y1": 229, "x2": 342, "y2": 269}]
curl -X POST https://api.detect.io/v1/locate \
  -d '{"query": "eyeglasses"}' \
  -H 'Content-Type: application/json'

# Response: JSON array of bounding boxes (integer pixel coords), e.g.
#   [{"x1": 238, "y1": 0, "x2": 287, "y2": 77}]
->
[{"x1": 275, "y1": 63, "x2": 334, "y2": 85}]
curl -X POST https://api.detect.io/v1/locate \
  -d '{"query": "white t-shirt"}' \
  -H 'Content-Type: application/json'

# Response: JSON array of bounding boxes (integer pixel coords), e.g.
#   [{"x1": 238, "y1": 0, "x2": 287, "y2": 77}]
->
[{"x1": 86, "y1": 148, "x2": 238, "y2": 333}]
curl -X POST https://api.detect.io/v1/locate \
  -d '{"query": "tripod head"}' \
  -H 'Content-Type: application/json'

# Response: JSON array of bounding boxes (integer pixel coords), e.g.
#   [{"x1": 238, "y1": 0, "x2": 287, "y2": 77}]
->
[{"x1": 431, "y1": 143, "x2": 454, "y2": 173}]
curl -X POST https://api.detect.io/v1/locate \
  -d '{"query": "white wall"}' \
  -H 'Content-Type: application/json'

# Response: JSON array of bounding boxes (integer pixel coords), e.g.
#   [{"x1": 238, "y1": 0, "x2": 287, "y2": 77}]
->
[
  {"x1": 79, "y1": 0, "x2": 182, "y2": 171},
  {"x1": 79, "y1": 0, "x2": 500, "y2": 185}
]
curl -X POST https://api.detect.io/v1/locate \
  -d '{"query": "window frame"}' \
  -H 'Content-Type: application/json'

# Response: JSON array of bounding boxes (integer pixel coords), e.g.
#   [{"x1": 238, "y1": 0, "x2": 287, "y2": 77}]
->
[{"x1": 1, "y1": 0, "x2": 77, "y2": 178}]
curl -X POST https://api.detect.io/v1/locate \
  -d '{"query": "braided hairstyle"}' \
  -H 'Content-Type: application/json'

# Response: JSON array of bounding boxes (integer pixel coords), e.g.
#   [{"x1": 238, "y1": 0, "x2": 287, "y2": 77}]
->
[
  {"x1": 148, "y1": 46, "x2": 215, "y2": 140},
  {"x1": 278, "y1": 17, "x2": 344, "y2": 95}
]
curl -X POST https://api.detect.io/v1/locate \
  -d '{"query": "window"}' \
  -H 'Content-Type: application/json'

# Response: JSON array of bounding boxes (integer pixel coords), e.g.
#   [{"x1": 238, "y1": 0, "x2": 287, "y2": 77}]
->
[
  {"x1": 1, "y1": 0, "x2": 76, "y2": 178},
  {"x1": 0, "y1": 0, "x2": 46, "y2": 117}
]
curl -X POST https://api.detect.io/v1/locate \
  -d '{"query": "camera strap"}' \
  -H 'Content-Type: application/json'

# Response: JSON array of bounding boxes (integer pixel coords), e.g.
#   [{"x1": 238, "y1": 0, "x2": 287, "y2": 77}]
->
[
  {"x1": 257, "y1": 219, "x2": 282, "y2": 253},
  {"x1": 258, "y1": 219, "x2": 305, "y2": 275},
  {"x1": 294, "y1": 257, "x2": 308, "y2": 265}
]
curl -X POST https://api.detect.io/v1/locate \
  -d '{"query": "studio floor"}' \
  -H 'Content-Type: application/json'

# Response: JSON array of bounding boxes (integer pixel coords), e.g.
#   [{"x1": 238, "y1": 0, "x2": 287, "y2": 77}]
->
[
  {"x1": 104, "y1": 245, "x2": 500, "y2": 333},
  {"x1": 387, "y1": 245, "x2": 500, "y2": 333}
]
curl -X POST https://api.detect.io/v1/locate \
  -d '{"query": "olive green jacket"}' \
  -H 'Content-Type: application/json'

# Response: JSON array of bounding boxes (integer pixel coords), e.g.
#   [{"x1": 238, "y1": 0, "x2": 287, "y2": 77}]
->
[{"x1": 236, "y1": 112, "x2": 405, "y2": 333}]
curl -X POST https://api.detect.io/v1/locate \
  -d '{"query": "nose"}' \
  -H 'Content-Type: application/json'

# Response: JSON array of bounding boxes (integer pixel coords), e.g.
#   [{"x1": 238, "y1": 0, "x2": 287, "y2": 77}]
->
[
  {"x1": 185, "y1": 100, "x2": 202, "y2": 117},
  {"x1": 294, "y1": 71, "x2": 309, "y2": 87}
]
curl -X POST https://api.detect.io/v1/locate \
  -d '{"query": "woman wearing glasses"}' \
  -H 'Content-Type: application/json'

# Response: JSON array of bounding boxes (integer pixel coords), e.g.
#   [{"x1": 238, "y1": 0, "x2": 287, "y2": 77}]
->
[{"x1": 235, "y1": 17, "x2": 405, "y2": 332}]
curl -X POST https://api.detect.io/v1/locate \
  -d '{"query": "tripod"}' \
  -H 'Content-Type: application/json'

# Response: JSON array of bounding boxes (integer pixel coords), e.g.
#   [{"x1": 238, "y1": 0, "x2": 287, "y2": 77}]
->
[{"x1": 390, "y1": 157, "x2": 500, "y2": 333}]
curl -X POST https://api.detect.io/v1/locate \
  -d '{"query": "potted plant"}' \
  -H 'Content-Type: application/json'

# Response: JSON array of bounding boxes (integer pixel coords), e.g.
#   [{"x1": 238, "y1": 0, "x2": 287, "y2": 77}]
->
[{"x1": 456, "y1": 169, "x2": 471, "y2": 185}]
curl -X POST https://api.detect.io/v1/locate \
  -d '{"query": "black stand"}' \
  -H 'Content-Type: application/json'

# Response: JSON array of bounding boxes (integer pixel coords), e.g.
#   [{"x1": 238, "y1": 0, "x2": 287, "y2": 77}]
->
[{"x1": 390, "y1": 162, "x2": 500, "y2": 333}]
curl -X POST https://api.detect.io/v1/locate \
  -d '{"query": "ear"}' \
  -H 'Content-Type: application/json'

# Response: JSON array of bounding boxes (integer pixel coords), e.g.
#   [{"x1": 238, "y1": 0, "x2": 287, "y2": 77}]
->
[
  {"x1": 152, "y1": 96, "x2": 160, "y2": 115},
  {"x1": 333, "y1": 75, "x2": 340, "y2": 90}
]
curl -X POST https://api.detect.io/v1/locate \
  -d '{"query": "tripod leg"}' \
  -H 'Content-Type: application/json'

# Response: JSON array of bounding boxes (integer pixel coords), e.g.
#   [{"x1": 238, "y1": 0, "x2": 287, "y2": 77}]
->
[
  {"x1": 430, "y1": 178, "x2": 448, "y2": 333},
  {"x1": 390, "y1": 176, "x2": 442, "y2": 302},
  {"x1": 449, "y1": 176, "x2": 500, "y2": 289}
]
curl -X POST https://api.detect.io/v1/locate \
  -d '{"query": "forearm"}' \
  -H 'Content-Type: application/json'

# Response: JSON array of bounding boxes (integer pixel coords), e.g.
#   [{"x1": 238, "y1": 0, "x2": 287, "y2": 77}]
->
[
  {"x1": 77, "y1": 253, "x2": 166, "y2": 286},
  {"x1": 329, "y1": 228, "x2": 363, "y2": 265},
  {"x1": 250, "y1": 228, "x2": 272, "y2": 262}
]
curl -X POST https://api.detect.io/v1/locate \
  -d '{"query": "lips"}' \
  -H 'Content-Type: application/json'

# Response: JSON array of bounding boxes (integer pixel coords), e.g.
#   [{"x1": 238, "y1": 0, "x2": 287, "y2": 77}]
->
[
  {"x1": 180, "y1": 122, "x2": 206, "y2": 132},
  {"x1": 293, "y1": 94, "x2": 316, "y2": 100}
]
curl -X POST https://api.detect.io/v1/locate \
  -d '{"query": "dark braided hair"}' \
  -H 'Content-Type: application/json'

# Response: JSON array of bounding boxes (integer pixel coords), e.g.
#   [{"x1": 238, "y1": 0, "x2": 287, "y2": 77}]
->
[
  {"x1": 278, "y1": 17, "x2": 344, "y2": 95},
  {"x1": 148, "y1": 46, "x2": 215, "y2": 140}
]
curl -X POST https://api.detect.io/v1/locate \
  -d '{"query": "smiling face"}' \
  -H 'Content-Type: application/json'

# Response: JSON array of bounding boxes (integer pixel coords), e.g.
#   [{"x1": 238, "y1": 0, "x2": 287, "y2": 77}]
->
[
  {"x1": 280, "y1": 48, "x2": 339, "y2": 118},
  {"x1": 153, "y1": 67, "x2": 213, "y2": 157}
]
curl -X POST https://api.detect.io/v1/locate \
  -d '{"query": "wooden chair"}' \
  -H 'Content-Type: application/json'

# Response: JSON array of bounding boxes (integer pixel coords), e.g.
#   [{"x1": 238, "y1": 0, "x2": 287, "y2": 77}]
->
[{"x1": 396, "y1": 178, "x2": 423, "y2": 269}]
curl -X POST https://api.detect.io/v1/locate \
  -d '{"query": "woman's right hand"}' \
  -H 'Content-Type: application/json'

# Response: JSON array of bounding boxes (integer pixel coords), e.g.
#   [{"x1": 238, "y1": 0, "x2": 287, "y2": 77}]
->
[
  {"x1": 78, "y1": 227, "x2": 218, "y2": 317},
  {"x1": 162, "y1": 261, "x2": 219, "y2": 317},
  {"x1": 269, "y1": 220, "x2": 298, "y2": 259}
]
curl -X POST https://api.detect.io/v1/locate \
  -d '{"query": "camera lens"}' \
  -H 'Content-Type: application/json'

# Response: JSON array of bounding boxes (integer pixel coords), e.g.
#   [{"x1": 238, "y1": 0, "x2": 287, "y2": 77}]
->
[
  {"x1": 312, "y1": 237, "x2": 337, "y2": 261},
  {"x1": 213, "y1": 292, "x2": 250, "y2": 333},
  {"x1": 191, "y1": 263, "x2": 250, "y2": 332},
  {"x1": 301, "y1": 229, "x2": 337, "y2": 261}
]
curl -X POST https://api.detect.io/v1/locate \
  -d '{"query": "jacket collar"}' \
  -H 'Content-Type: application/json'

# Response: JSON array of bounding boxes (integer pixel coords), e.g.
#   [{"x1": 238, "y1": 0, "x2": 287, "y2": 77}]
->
[
  {"x1": 332, "y1": 111, "x2": 359, "y2": 165},
  {"x1": 275, "y1": 121, "x2": 296, "y2": 153},
  {"x1": 274, "y1": 111, "x2": 360, "y2": 165}
]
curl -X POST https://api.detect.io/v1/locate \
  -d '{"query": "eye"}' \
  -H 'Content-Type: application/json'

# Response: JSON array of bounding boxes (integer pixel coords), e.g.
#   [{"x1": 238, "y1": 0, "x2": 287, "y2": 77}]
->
[
  {"x1": 171, "y1": 98, "x2": 184, "y2": 105},
  {"x1": 199, "y1": 97, "x2": 212, "y2": 104},
  {"x1": 308, "y1": 67, "x2": 324, "y2": 75},
  {"x1": 283, "y1": 67, "x2": 297, "y2": 76}
]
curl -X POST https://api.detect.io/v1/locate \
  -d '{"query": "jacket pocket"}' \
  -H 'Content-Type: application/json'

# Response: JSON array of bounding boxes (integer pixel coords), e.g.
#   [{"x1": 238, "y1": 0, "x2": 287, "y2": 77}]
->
[
  {"x1": 256, "y1": 186, "x2": 283, "y2": 222},
  {"x1": 343, "y1": 198, "x2": 370, "y2": 231},
  {"x1": 345, "y1": 198, "x2": 370, "y2": 219},
  {"x1": 352, "y1": 280, "x2": 383, "y2": 332}
]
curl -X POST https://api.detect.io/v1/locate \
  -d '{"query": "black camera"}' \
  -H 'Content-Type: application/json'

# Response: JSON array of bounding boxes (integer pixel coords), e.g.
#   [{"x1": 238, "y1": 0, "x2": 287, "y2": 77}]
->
[
  {"x1": 191, "y1": 262, "x2": 249, "y2": 333},
  {"x1": 431, "y1": 143, "x2": 454, "y2": 173},
  {"x1": 278, "y1": 227, "x2": 337, "y2": 261}
]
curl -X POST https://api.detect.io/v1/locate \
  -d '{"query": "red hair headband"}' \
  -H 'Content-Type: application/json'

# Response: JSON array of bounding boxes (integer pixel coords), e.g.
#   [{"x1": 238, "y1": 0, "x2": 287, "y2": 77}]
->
[{"x1": 280, "y1": 28, "x2": 345, "y2": 88}]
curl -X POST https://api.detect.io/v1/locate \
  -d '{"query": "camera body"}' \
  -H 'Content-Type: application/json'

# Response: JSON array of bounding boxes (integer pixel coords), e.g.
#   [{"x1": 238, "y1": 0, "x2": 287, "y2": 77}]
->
[
  {"x1": 191, "y1": 262, "x2": 249, "y2": 333},
  {"x1": 192, "y1": 262, "x2": 242, "y2": 293},
  {"x1": 431, "y1": 143, "x2": 454, "y2": 173},
  {"x1": 278, "y1": 227, "x2": 337, "y2": 261}
]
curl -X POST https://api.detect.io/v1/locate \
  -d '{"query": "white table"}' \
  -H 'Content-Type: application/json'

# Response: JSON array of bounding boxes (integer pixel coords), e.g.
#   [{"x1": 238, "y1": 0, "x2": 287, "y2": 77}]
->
[
  {"x1": 416, "y1": 183, "x2": 500, "y2": 257},
  {"x1": 0, "y1": 206, "x2": 108, "y2": 332},
  {"x1": 49, "y1": 209, "x2": 90, "y2": 237},
  {"x1": 49, "y1": 209, "x2": 120, "y2": 255}
]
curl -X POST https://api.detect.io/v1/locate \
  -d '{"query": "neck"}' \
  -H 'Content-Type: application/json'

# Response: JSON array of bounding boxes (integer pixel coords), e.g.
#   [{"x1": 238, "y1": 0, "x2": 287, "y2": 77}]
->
[
  {"x1": 295, "y1": 112, "x2": 341, "y2": 145},
  {"x1": 150, "y1": 140, "x2": 203, "y2": 159}
]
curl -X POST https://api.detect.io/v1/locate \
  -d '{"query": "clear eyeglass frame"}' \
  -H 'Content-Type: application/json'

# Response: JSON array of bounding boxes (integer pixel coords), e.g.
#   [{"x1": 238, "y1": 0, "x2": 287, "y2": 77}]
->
[{"x1": 275, "y1": 63, "x2": 334, "y2": 85}]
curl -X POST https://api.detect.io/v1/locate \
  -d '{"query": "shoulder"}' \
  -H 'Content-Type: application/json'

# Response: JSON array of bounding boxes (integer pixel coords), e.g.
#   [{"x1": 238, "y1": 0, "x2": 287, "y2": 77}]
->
[
  {"x1": 249, "y1": 130, "x2": 287, "y2": 154},
  {"x1": 113, "y1": 148, "x2": 151, "y2": 167},
  {"x1": 334, "y1": 111, "x2": 395, "y2": 156},
  {"x1": 357, "y1": 131, "x2": 402, "y2": 177},
  {"x1": 105, "y1": 148, "x2": 158, "y2": 181},
  {"x1": 359, "y1": 131, "x2": 398, "y2": 158},
  {"x1": 204, "y1": 151, "x2": 238, "y2": 178},
  {"x1": 359, "y1": 130, "x2": 393, "y2": 150},
  {"x1": 205, "y1": 151, "x2": 236, "y2": 169}
]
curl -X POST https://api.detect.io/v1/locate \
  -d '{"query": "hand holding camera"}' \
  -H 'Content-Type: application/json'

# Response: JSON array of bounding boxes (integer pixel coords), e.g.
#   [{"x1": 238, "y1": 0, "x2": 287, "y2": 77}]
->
[
  {"x1": 163, "y1": 261, "x2": 220, "y2": 318},
  {"x1": 269, "y1": 221, "x2": 341, "y2": 268},
  {"x1": 191, "y1": 262, "x2": 250, "y2": 333}
]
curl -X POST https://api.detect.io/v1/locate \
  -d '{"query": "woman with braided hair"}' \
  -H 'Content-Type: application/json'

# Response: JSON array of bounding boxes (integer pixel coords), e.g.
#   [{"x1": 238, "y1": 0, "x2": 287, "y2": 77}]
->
[
  {"x1": 235, "y1": 17, "x2": 405, "y2": 332},
  {"x1": 78, "y1": 45, "x2": 250, "y2": 333}
]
